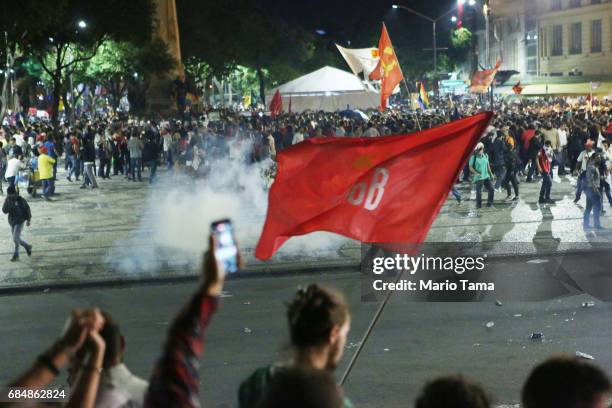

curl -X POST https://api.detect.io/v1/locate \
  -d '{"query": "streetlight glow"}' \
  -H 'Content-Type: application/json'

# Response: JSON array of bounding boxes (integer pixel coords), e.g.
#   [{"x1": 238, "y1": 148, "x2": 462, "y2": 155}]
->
[
  {"x1": 451, "y1": 16, "x2": 458, "y2": 22},
  {"x1": 78, "y1": 20, "x2": 87, "y2": 28},
  {"x1": 392, "y1": 4, "x2": 399, "y2": 9}
]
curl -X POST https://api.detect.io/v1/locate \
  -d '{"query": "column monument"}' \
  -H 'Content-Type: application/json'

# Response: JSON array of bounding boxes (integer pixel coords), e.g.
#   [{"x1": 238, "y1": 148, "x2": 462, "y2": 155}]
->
[{"x1": 147, "y1": 0, "x2": 184, "y2": 115}]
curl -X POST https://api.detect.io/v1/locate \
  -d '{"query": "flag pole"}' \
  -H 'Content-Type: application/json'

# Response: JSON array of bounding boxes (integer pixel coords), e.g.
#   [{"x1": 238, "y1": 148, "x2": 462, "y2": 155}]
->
[
  {"x1": 340, "y1": 266, "x2": 406, "y2": 386},
  {"x1": 402, "y1": 80, "x2": 422, "y2": 130}
]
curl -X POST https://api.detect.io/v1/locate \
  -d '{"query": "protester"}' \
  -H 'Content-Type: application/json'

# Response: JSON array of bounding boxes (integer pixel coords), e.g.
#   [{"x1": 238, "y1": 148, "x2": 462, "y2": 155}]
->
[
  {"x1": 4, "y1": 153, "x2": 24, "y2": 189},
  {"x1": 8, "y1": 308, "x2": 106, "y2": 408},
  {"x1": 0, "y1": 141, "x2": 6, "y2": 194},
  {"x1": 584, "y1": 154, "x2": 604, "y2": 229},
  {"x1": 238, "y1": 284, "x2": 352, "y2": 408},
  {"x1": 575, "y1": 139, "x2": 596, "y2": 202},
  {"x1": 536, "y1": 140, "x2": 555, "y2": 204},
  {"x1": 81, "y1": 136, "x2": 99, "y2": 189},
  {"x1": 415, "y1": 375, "x2": 491, "y2": 408},
  {"x1": 38, "y1": 146, "x2": 57, "y2": 200},
  {"x1": 521, "y1": 356, "x2": 610, "y2": 408},
  {"x1": 2, "y1": 185, "x2": 33, "y2": 261},
  {"x1": 257, "y1": 367, "x2": 344, "y2": 408},
  {"x1": 469, "y1": 142, "x2": 495, "y2": 208},
  {"x1": 144, "y1": 234, "x2": 230, "y2": 407},
  {"x1": 128, "y1": 134, "x2": 144, "y2": 182},
  {"x1": 69, "y1": 311, "x2": 149, "y2": 407}
]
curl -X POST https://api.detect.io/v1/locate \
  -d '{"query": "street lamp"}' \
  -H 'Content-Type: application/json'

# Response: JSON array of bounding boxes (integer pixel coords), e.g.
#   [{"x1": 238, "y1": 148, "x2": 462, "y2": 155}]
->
[
  {"x1": 392, "y1": 3, "x2": 466, "y2": 102},
  {"x1": 78, "y1": 20, "x2": 87, "y2": 29},
  {"x1": 451, "y1": 16, "x2": 458, "y2": 23}
]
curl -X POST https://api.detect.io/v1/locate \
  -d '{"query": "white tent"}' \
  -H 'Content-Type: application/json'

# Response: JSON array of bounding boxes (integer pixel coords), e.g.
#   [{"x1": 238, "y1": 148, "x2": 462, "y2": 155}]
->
[{"x1": 267, "y1": 66, "x2": 379, "y2": 113}]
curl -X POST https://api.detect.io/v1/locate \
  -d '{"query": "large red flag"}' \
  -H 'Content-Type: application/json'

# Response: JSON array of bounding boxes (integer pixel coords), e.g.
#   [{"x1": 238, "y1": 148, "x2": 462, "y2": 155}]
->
[
  {"x1": 269, "y1": 90, "x2": 282, "y2": 116},
  {"x1": 470, "y1": 60, "x2": 502, "y2": 93},
  {"x1": 369, "y1": 23, "x2": 404, "y2": 111},
  {"x1": 255, "y1": 112, "x2": 493, "y2": 260}
]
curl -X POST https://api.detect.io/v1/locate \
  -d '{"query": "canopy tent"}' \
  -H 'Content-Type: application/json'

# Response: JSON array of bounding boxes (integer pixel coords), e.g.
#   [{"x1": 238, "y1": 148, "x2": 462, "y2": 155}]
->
[{"x1": 267, "y1": 66, "x2": 379, "y2": 113}]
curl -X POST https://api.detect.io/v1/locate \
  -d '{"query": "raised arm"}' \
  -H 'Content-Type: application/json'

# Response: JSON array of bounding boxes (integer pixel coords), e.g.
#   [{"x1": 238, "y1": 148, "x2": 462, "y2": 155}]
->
[{"x1": 145, "y1": 236, "x2": 228, "y2": 408}]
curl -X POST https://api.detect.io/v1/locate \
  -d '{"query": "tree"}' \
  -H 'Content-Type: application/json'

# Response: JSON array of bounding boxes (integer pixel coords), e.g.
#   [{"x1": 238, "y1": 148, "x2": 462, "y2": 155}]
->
[
  {"x1": 72, "y1": 39, "x2": 175, "y2": 113},
  {"x1": 19, "y1": 0, "x2": 154, "y2": 125},
  {"x1": 0, "y1": 1, "x2": 53, "y2": 120}
]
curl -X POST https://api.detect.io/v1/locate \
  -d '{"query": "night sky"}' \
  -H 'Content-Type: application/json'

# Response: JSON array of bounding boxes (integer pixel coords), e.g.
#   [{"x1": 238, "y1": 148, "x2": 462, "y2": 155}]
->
[{"x1": 259, "y1": 0, "x2": 458, "y2": 48}]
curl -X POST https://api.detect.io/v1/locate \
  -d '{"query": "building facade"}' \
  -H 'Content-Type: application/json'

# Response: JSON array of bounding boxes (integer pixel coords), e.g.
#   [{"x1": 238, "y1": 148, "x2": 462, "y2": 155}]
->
[{"x1": 475, "y1": 0, "x2": 612, "y2": 79}]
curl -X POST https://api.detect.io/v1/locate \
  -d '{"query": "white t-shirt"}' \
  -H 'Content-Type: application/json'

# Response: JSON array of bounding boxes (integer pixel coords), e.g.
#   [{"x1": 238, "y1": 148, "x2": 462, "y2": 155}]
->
[
  {"x1": 557, "y1": 129, "x2": 567, "y2": 147},
  {"x1": 292, "y1": 132, "x2": 304, "y2": 145},
  {"x1": 5, "y1": 157, "x2": 25, "y2": 178},
  {"x1": 577, "y1": 150, "x2": 595, "y2": 172}
]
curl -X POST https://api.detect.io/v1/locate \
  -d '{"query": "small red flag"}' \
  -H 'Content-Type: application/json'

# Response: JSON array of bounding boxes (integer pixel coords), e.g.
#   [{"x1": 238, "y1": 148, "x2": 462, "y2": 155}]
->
[
  {"x1": 512, "y1": 81, "x2": 523, "y2": 94},
  {"x1": 269, "y1": 90, "x2": 282, "y2": 117},
  {"x1": 369, "y1": 23, "x2": 404, "y2": 111},
  {"x1": 255, "y1": 112, "x2": 493, "y2": 260}
]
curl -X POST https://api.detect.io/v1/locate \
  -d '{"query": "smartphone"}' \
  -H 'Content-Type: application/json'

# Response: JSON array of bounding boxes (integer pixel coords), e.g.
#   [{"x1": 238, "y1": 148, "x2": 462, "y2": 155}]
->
[{"x1": 211, "y1": 219, "x2": 239, "y2": 274}]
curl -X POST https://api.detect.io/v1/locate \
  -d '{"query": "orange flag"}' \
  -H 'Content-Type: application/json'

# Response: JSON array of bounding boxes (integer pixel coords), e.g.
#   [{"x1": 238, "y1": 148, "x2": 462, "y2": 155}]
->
[
  {"x1": 369, "y1": 23, "x2": 404, "y2": 111},
  {"x1": 470, "y1": 60, "x2": 502, "y2": 93}
]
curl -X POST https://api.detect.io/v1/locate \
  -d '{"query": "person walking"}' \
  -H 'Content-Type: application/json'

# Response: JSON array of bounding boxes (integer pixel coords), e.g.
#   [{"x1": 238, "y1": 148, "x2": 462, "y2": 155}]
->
[
  {"x1": 574, "y1": 139, "x2": 596, "y2": 203},
  {"x1": 67, "y1": 133, "x2": 80, "y2": 182},
  {"x1": 38, "y1": 146, "x2": 56, "y2": 201},
  {"x1": 584, "y1": 154, "x2": 603, "y2": 230},
  {"x1": 492, "y1": 131, "x2": 507, "y2": 191},
  {"x1": 536, "y1": 140, "x2": 555, "y2": 204},
  {"x1": 127, "y1": 134, "x2": 143, "y2": 182},
  {"x1": 43, "y1": 134, "x2": 58, "y2": 181},
  {"x1": 2, "y1": 185, "x2": 32, "y2": 262},
  {"x1": 80, "y1": 137, "x2": 98, "y2": 189},
  {"x1": 469, "y1": 142, "x2": 495, "y2": 208},
  {"x1": 142, "y1": 137, "x2": 159, "y2": 184},
  {"x1": 0, "y1": 141, "x2": 7, "y2": 194},
  {"x1": 502, "y1": 140, "x2": 520, "y2": 201}
]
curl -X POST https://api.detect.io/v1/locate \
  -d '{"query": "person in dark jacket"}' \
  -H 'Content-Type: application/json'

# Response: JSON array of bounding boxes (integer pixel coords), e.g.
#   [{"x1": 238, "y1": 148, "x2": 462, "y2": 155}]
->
[
  {"x1": 584, "y1": 154, "x2": 603, "y2": 229},
  {"x1": 80, "y1": 137, "x2": 98, "y2": 189},
  {"x1": 142, "y1": 137, "x2": 159, "y2": 184},
  {"x1": 2, "y1": 185, "x2": 32, "y2": 262},
  {"x1": 492, "y1": 132, "x2": 507, "y2": 190}
]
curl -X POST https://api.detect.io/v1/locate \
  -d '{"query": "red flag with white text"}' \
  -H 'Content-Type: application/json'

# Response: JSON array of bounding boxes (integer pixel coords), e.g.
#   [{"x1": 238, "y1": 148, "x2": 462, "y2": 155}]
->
[{"x1": 255, "y1": 112, "x2": 493, "y2": 260}]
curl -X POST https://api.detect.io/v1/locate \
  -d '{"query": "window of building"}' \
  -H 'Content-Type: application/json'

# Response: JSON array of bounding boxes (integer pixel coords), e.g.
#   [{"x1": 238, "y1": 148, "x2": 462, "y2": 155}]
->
[
  {"x1": 551, "y1": 0, "x2": 562, "y2": 10},
  {"x1": 591, "y1": 20, "x2": 602, "y2": 52},
  {"x1": 570, "y1": 22, "x2": 582, "y2": 54},
  {"x1": 552, "y1": 25, "x2": 563, "y2": 55},
  {"x1": 569, "y1": 0, "x2": 581, "y2": 7}
]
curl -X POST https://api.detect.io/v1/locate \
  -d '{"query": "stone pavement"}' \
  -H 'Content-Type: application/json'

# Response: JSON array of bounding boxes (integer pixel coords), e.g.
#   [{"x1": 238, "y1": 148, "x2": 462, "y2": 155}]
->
[{"x1": 1, "y1": 162, "x2": 611, "y2": 290}]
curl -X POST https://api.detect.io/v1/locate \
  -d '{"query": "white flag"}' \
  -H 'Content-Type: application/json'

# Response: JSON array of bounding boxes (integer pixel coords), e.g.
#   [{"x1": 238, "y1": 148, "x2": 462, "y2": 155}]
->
[{"x1": 336, "y1": 44, "x2": 379, "y2": 78}]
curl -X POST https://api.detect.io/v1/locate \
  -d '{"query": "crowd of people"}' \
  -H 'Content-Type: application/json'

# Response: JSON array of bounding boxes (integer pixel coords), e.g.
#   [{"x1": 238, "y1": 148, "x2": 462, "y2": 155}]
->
[
  {"x1": 6, "y1": 232, "x2": 612, "y2": 408},
  {"x1": 1, "y1": 98, "x2": 611, "y2": 263},
  {"x1": 1, "y1": 97, "x2": 612, "y2": 406}
]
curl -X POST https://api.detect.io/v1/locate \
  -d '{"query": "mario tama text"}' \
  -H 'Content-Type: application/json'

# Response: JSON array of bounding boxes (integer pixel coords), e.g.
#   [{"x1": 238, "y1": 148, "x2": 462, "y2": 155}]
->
[{"x1": 370, "y1": 253, "x2": 494, "y2": 293}]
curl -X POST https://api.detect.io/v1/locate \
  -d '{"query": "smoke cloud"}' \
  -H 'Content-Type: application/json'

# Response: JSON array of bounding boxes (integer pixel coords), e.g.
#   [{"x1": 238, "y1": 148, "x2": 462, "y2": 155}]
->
[{"x1": 107, "y1": 140, "x2": 352, "y2": 275}]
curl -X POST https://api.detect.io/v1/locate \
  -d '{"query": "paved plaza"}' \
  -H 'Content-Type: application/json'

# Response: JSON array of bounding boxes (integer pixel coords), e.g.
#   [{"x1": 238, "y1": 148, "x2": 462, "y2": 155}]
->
[{"x1": 1, "y1": 163, "x2": 611, "y2": 290}]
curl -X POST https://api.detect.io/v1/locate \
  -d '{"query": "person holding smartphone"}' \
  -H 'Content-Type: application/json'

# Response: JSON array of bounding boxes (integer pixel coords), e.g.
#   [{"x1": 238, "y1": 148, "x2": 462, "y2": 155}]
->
[{"x1": 145, "y1": 227, "x2": 236, "y2": 407}]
